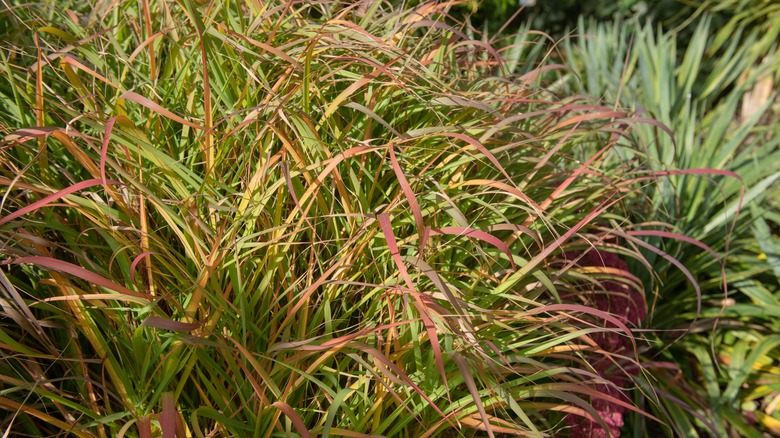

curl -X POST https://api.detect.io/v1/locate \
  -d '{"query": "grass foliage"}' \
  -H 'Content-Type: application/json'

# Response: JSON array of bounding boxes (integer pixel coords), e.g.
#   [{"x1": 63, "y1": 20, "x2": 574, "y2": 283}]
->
[{"x1": 1, "y1": 0, "x2": 775, "y2": 436}]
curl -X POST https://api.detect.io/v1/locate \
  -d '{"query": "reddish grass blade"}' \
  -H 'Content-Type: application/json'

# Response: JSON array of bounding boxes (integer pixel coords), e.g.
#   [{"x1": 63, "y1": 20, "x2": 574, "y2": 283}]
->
[
  {"x1": 456, "y1": 179, "x2": 543, "y2": 212},
  {"x1": 360, "y1": 344, "x2": 452, "y2": 422},
  {"x1": 280, "y1": 161, "x2": 303, "y2": 212},
  {"x1": 519, "y1": 122, "x2": 580, "y2": 191},
  {"x1": 0, "y1": 268, "x2": 41, "y2": 326},
  {"x1": 2, "y1": 256, "x2": 148, "y2": 300},
  {"x1": 452, "y1": 353, "x2": 495, "y2": 438},
  {"x1": 271, "y1": 402, "x2": 311, "y2": 438},
  {"x1": 119, "y1": 91, "x2": 205, "y2": 129},
  {"x1": 503, "y1": 195, "x2": 625, "y2": 293},
  {"x1": 544, "y1": 382, "x2": 662, "y2": 423},
  {"x1": 42, "y1": 293, "x2": 150, "y2": 305},
  {"x1": 129, "y1": 251, "x2": 159, "y2": 285},
  {"x1": 1, "y1": 126, "x2": 58, "y2": 150},
  {"x1": 652, "y1": 387, "x2": 718, "y2": 434},
  {"x1": 323, "y1": 53, "x2": 405, "y2": 120},
  {"x1": 274, "y1": 254, "x2": 351, "y2": 337},
  {"x1": 620, "y1": 116, "x2": 676, "y2": 142},
  {"x1": 626, "y1": 230, "x2": 719, "y2": 260},
  {"x1": 100, "y1": 117, "x2": 118, "y2": 185},
  {"x1": 451, "y1": 38, "x2": 504, "y2": 69},
  {"x1": 401, "y1": 1, "x2": 455, "y2": 24},
  {"x1": 370, "y1": 354, "x2": 408, "y2": 386},
  {"x1": 377, "y1": 214, "x2": 415, "y2": 292},
  {"x1": 61, "y1": 55, "x2": 120, "y2": 89},
  {"x1": 128, "y1": 30, "x2": 167, "y2": 63},
  {"x1": 440, "y1": 132, "x2": 511, "y2": 182},
  {"x1": 345, "y1": 102, "x2": 404, "y2": 138},
  {"x1": 227, "y1": 337, "x2": 281, "y2": 400},
  {"x1": 388, "y1": 146, "x2": 425, "y2": 251},
  {"x1": 271, "y1": 320, "x2": 418, "y2": 353},
  {"x1": 625, "y1": 168, "x2": 743, "y2": 183},
  {"x1": 142, "y1": 316, "x2": 200, "y2": 332},
  {"x1": 411, "y1": 19, "x2": 469, "y2": 41},
  {"x1": 524, "y1": 304, "x2": 637, "y2": 355},
  {"x1": 160, "y1": 392, "x2": 176, "y2": 438},
  {"x1": 549, "y1": 111, "x2": 627, "y2": 132},
  {"x1": 518, "y1": 63, "x2": 571, "y2": 86},
  {"x1": 478, "y1": 108, "x2": 567, "y2": 142},
  {"x1": 534, "y1": 142, "x2": 613, "y2": 216},
  {"x1": 459, "y1": 414, "x2": 524, "y2": 435},
  {"x1": 377, "y1": 213, "x2": 449, "y2": 391},
  {"x1": 618, "y1": 232, "x2": 703, "y2": 322},
  {"x1": 3, "y1": 127, "x2": 106, "y2": 181},
  {"x1": 421, "y1": 225, "x2": 432, "y2": 254},
  {"x1": 407, "y1": 256, "x2": 468, "y2": 318},
  {"x1": 287, "y1": 145, "x2": 373, "y2": 221},
  {"x1": 485, "y1": 223, "x2": 541, "y2": 248},
  {"x1": 0, "y1": 178, "x2": 122, "y2": 227},
  {"x1": 324, "y1": 20, "x2": 397, "y2": 48},
  {"x1": 0, "y1": 269, "x2": 56, "y2": 352},
  {"x1": 431, "y1": 226, "x2": 516, "y2": 269},
  {"x1": 224, "y1": 29, "x2": 300, "y2": 67},
  {"x1": 138, "y1": 415, "x2": 152, "y2": 438}
]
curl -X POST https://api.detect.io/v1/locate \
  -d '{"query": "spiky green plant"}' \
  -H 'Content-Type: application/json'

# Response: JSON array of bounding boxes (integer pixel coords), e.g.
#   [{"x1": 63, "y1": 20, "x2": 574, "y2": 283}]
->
[
  {"x1": 562, "y1": 15, "x2": 780, "y2": 437},
  {"x1": 0, "y1": 0, "x2": 701, "y2": 436}
]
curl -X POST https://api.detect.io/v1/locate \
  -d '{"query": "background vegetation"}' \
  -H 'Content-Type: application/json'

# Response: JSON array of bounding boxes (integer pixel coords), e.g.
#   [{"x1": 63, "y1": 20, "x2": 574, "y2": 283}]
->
[{"x1": 1, "y1": 0, "x2": 777, "y2": 436}]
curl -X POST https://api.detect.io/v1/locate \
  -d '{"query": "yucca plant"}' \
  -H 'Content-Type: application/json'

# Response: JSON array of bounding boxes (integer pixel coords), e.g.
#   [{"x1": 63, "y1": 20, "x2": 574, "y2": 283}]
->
[
  {"x1": 0, "y1": 0, "x2": 704, "y2": 436},
  {"x1": 562, "y1": 15, "x2": 780, "y2": 437}
]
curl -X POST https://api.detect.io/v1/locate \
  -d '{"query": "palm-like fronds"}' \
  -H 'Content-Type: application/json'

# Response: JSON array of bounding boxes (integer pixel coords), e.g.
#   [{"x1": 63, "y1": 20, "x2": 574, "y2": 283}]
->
[{"x1": 563, "y1": 15, "x2": 780, "y2": 437}]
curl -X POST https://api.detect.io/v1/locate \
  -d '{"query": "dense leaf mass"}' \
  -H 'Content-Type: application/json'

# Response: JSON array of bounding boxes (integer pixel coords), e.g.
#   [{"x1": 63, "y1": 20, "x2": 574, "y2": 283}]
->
[{"x1": 0, "y1": 0, "x2": 777, "y2": 437}]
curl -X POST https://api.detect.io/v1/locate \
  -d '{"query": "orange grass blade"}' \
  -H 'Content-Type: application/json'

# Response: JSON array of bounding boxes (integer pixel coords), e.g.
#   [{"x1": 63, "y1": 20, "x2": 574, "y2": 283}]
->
[{"x1": 119, "y1": 91, "x2": 205, "y2": 130}]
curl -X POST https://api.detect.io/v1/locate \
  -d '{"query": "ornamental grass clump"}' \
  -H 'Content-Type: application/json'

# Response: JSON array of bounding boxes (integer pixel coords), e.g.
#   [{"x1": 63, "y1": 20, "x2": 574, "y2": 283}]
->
[{"x1": 0, "y1": 0, "x2": 683, "y2": 436}]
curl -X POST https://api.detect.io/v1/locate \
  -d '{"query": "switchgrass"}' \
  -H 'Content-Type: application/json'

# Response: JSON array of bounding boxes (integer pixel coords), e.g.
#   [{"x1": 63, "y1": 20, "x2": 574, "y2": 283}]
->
[
  {"x1": 562, "y1": 15, "x2": 780, "y2": 437},
  {"x1": 1, "y1": 0, "x2": 694, "y2": 436}
]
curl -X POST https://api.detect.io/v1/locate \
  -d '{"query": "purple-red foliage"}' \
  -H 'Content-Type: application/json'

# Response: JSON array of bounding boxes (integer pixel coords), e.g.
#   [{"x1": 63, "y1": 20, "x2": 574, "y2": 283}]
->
[{"x1": 563, "y1": 248, "x2": 647, "y2": 438}]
